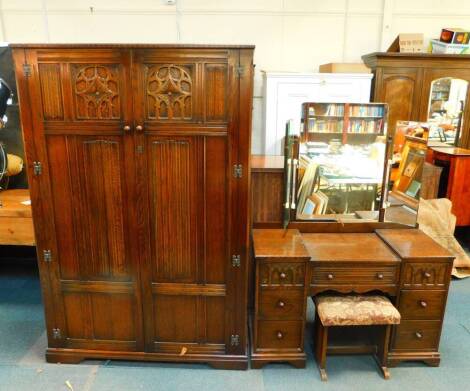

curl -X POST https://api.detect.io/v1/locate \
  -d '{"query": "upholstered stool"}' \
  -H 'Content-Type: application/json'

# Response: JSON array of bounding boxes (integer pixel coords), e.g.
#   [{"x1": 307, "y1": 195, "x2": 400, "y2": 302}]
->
[{"x1": 314, "y1": 295, "x2": 401, "y2": 381}]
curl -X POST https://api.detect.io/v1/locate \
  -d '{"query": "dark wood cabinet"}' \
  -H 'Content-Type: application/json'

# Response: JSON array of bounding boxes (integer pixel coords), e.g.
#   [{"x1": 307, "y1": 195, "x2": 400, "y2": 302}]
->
[
  {"x1": 13, "y1": 44, "x2": 254, "y2": 369},
  {"x1": 363, "y1": 53, "x2": 470, "y2": 148}
]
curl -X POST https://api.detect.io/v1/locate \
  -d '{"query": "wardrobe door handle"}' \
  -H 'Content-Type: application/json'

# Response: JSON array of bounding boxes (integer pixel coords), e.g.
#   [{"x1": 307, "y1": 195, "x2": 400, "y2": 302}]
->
[
  {"x1": 136, "y1": 125, "x2": 143, "y2": 132},
  {"x1": 123, "y1": 125, "x2": 131, "y2": 132}
]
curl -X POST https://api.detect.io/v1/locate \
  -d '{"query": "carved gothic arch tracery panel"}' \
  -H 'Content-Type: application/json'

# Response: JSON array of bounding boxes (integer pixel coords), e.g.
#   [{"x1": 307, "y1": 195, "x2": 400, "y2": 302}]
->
[
  {"x1": 72, "y1": 64, "x2": 121, "y2": 120},
  {"x1": 146, "y1": 64, "x2": 193, "y2": 120}
]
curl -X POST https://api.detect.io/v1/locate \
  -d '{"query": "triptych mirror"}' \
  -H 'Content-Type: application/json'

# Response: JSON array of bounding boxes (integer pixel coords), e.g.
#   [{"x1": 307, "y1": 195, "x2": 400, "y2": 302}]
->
[{"x1": 283, "y1": 102, "x2": 431, "y2": 228}]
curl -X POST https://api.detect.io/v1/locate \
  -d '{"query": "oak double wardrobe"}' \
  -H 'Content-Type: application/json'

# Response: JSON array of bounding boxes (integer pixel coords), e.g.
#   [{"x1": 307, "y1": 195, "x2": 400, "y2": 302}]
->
[{"x1": 13, "y1": 44, "x2": 254, "y2": 369}]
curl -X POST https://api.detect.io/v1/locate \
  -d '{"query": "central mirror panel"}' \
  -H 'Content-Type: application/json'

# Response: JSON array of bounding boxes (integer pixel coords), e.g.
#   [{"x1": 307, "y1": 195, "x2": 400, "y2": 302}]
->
[{"x1": 284, "y1": 102, "x2": 389, "y2": 224}]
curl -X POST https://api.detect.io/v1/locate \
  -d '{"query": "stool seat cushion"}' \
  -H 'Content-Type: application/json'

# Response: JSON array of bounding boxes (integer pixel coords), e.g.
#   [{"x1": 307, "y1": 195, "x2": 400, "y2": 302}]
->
[{"x1": 316, "y1": 295, "x2": 401, "y2": 326}]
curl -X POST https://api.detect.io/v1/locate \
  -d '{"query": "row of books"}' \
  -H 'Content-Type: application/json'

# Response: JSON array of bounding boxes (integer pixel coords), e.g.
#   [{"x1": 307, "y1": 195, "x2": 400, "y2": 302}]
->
[
  {"x1": 349, "y1": 105, "x2": 383, "y2": 117},
  {"x1": 307, "y1": 104, "x2": 345, "y2": 116},
  {"x1": 307, "y1": 119, "x2": 343, "y2": 133},
  {"x1": 307, "y1": 118, "x2": 383, "y2": 134},
  {"x1": 348, "y1": 119, "x2": 383, "y2": 133},
  {"x1": 325, "y1": 104, "x2": 344, "y2": 116}
]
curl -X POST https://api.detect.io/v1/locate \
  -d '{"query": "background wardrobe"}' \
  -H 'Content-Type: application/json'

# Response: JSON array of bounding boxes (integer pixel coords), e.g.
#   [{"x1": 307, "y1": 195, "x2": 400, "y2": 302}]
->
[{"x1": 13, "y1": 44, "x2": 254, "y2": 369}]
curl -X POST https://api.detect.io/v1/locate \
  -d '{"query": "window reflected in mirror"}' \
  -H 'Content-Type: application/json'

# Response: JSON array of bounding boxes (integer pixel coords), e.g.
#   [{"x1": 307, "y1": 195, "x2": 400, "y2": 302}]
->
[{"x1": 427, "y1": 77, "x2": 468, "y2": 146}]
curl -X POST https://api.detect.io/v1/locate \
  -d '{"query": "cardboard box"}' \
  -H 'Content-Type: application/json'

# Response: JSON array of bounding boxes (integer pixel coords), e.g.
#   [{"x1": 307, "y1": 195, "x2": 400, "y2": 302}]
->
[
  {"x1": 430, "y1": 39, "x2": 470, "y2": 54},
  {"x1": 319, "y1": 63, "x2": 371, "y2": 73},
  {"x1": 398, "y1": 33, "x2": 424, "y2": 53},
  {"x1": 440, "y1": 28, "x2": 470, "y2": 45}
]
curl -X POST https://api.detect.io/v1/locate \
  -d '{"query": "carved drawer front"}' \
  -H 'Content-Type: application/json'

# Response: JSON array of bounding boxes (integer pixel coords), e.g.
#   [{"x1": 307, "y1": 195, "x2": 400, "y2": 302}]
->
[
  {"x1": 393, "y1": 320, "x2": 441, "y2": 350},
  {"x1": 258, "y1": 289, "x2": 304, "y2": 320},
  {"x1": 256, "y1": 320, "x2": 303, "y2": 351},
  {"x1": 399, "y1": 290, "x2": 446, "y2": 320},
  {"x1": 259, "y1": 263, "x2": 305, "y2": 287},
  {"x1": 402, "y1": 263, "x2": 450, "y2": 289},
  {"x1": 311, "y1": 266, "x2": 398, "y2": 285}
]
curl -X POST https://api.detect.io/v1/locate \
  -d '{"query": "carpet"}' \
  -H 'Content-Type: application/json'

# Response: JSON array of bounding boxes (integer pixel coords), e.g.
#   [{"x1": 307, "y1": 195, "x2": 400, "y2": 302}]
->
[{"x1": 1, "y1": 261, "x2": 470, "y2": 391}]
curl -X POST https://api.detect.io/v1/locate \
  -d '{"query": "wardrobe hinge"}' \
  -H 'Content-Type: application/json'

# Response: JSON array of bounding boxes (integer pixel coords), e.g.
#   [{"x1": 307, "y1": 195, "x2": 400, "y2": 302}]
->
[
  {"x1": 230, "y1": 334, "x2": 240, "y2": 346},
  {"x1": 43, "y1": 250, "x2": 52, "y2": 263},
  {"x1": 233, "y1": 164, "x2": 243, "y2": 178},
  {"x1": 23, "y1": 64, "x2": 32, "y2": 77},
  {"x1": 236, "y1": 66, "x2": 244, "y2": 76},
  {"x1": 231, "y1": 255, "x2": 241, "y2": 267},
  {"x1": 52, "y1": 328, "x2": 61, "y2": 339},
  {"x1": 33, "y1": 161, "x2": 42, "y2": 176}
]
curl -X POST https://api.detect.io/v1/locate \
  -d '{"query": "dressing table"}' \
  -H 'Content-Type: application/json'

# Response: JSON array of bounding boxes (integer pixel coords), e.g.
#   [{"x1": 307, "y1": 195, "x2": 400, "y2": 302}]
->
[
  {"x1": 250, "y1": 102, "x2": 455, "y2": 369},
  {"x1": 251, "y1": 227, "x2": 453, "y2": 369}
]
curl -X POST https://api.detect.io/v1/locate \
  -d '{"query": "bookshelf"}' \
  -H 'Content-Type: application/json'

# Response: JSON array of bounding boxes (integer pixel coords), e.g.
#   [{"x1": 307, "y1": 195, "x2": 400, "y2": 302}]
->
[{"x1": 301, "y1": 102, "x2": 388, "y2": 144}]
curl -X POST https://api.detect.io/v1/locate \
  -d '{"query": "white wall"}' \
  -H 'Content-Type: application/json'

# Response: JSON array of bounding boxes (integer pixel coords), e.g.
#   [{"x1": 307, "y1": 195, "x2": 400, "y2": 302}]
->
[{"x1": 1, "y1": 0, "x2": 469, "y2": 153}]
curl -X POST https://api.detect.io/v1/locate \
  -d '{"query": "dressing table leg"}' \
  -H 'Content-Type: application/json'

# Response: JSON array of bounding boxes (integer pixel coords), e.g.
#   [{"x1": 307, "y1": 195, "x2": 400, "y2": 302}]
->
[{"x1": 314, "y1": 318, "x2": 328, "y2": 382}]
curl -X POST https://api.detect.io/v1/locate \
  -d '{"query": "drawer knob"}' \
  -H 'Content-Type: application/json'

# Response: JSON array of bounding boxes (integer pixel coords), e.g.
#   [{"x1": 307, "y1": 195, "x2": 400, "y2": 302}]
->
[
  {"x1": 276, "y1": 331, "x2": 283, "y2": 339},
  {"x1": 423, "y1": 271, "x2": 431, "y2": 279},
  {"x1": 419, "y1": 300, "x2": 428, "y2": 308},
  {"x1": 327, "y1": 273, "x2": 334, "y2": 280},
  {"x1": 377, "y1": 273, "x2": 384, "y2": 280},
  {"x1": 415, "y1": 332, "x2": 423, "y2": 339},
  {"x1": 279, "y1": 272, "x2": 287, "y2": 280},
  {"x1": 277, "y1": 300, "x2": 285, "y2": 308}
]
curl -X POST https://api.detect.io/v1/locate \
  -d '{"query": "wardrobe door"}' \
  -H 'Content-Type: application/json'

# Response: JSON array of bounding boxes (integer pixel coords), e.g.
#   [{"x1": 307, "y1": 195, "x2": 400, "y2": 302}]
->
[
  {"x1": 375, "y1": 67, "x2": 423, "y2": 137},
  {"x1": 132, "y1": 48, "x2": 245, "y2": 358},
  {"x1": 15, "y1": 48, "x2": 144, "y2": 353}
]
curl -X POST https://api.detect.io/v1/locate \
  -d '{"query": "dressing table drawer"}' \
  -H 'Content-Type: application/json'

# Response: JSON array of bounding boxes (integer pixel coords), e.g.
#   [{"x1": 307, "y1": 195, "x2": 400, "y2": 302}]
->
[
  {"x1": 259, "y1": 262, "x2": 305, "y2": 287},
  {"x1": 399, "y1": 290, "x2": 446, "y2": 320},
  {"x1": 256, "y1": 320, "x2": 303, "y2": 351},
  {"x1": 392, "y1": 320, "x2": 441, "y2": 351},
  {"x1": 311, "y1": 266, "x2": 398, "y2": 285},
  {"x1": 258, "y1": 288, "x2": 304, "y2": 319},
  {"x1": 402, "y1": 262, "x2": 450, "y2": 289}
]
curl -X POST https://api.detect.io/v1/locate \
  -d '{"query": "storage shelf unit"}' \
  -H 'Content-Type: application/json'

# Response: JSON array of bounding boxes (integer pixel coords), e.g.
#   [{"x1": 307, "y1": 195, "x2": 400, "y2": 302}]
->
[{"x1": 301, "y1": 102, "x2": 388, "y2": 144}]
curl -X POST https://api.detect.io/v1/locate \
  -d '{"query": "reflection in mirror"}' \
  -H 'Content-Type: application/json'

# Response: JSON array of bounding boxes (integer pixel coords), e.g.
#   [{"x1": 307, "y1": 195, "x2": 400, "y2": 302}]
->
[
  {"x1": 385, "y1": 121, "x2": 429, "y2": 227},
  {"x1": 427, "y1": 78, "x2": 468, "y2": 146},
  {"x1": 289, "y1": 102, "x2": 389, "y2": 222}
]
